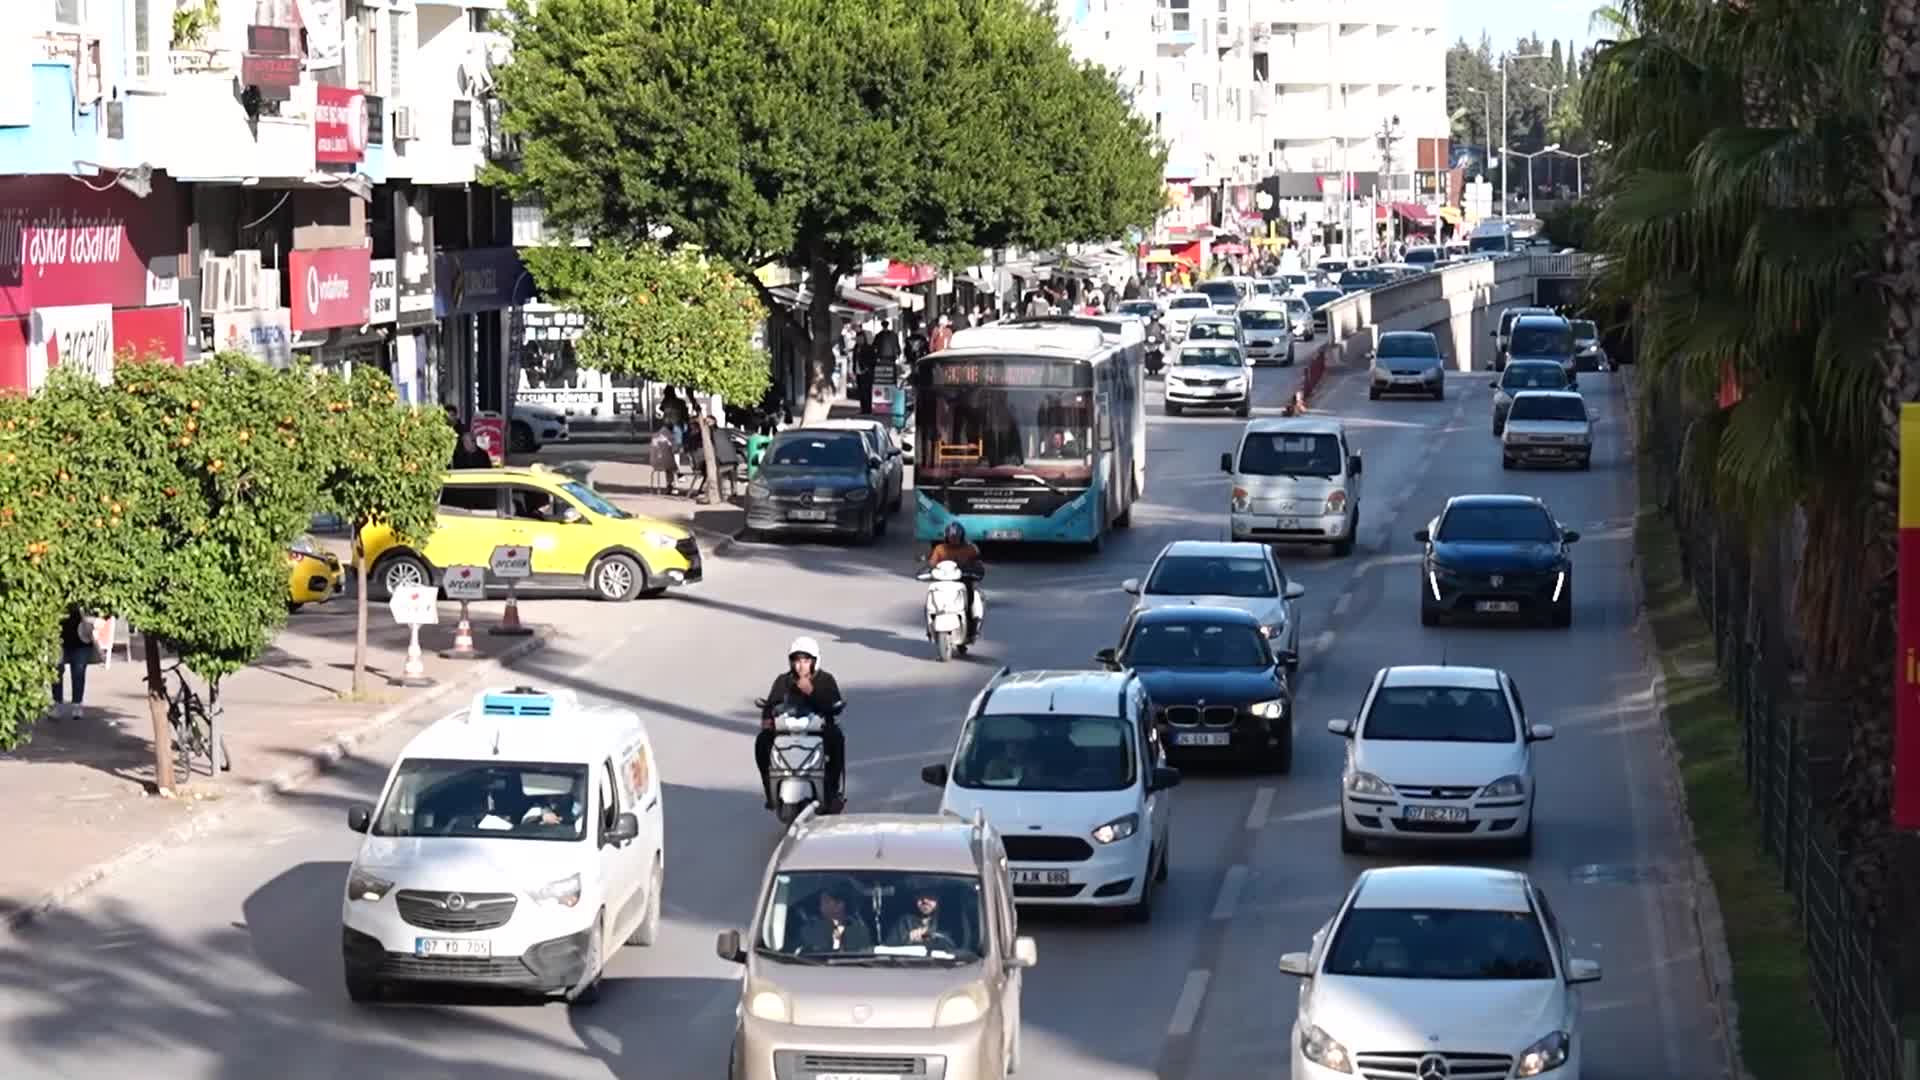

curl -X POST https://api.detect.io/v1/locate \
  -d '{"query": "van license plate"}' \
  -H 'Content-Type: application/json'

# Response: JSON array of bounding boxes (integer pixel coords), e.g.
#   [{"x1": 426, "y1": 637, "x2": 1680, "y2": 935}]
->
[
  {"x1": 415, "y1": 937, "x2": 491, "y2": 958},
  {"x1": 1011, "y1": 869, "x2": 1070, "y2": 885},
  {"x1": 1176, "y1": 732, "x2": 1231, "y2": 746}
]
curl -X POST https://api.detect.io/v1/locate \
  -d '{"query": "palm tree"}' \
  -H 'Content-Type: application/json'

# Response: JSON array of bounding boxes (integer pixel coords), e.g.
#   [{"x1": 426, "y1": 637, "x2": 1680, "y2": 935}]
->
[{"x1": 1584, "y1": 0, "x2": 1890, "y2": 903}]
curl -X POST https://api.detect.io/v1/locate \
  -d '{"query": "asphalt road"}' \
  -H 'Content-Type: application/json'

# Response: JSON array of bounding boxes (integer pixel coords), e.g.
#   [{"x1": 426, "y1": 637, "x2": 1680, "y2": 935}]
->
[{"x1": 0, "y1": 357, "x2": 1720, "y2": 1080}]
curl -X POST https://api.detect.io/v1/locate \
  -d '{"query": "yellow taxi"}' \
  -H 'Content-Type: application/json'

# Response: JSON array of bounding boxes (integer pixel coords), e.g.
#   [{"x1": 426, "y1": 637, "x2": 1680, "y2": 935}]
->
[
  {"x1": 287, "y1": 535, "x2": 346, "y2": 610},
  {"x1": 359, "y1": 465, "x2": 703, "y2": 602}
]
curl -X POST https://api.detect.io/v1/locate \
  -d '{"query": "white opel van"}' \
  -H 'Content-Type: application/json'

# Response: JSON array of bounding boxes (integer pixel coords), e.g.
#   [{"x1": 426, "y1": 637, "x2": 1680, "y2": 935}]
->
[
  {"x1": 340, "y1": 685, "x2": 666, "y2": 1006},
  {"x1": 1224, "y1": 416, "x2": 1364, "y2": 556}
]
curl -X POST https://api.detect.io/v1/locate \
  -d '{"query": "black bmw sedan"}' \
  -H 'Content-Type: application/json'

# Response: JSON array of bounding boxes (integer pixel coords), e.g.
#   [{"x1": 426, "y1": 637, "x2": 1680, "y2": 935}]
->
[
  {"x1": 1097, "y1": 606, "x2": 1293, "y2": 772},
  {"x1": 1415, "y1": 494, "x2": 1580, "y2": 628},
  {"x1": 743, "y1": 430, "x2": 885, "y2": 543}
]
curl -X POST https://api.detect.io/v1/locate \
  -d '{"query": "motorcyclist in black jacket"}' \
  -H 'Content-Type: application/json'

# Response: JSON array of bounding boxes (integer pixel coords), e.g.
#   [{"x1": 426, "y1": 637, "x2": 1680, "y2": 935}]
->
[{"x1": 755, "y1": 636, "x2": 846, "y2": 810}]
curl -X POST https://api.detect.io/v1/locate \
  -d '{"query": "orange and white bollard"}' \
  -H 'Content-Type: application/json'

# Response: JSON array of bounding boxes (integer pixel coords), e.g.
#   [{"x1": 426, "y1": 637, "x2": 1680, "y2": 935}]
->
[
  {"x1": 491, "y1": 582, "x2": 533, "y2": 637},
  {"x1": 442, "y1": 601, "x2": 480, "y2": 659}
]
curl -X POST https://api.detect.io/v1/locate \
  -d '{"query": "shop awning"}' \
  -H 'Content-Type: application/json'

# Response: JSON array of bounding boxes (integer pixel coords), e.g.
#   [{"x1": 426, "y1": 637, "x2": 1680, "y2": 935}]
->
[
  {"x1": 837, "y1": 285, "x2": 900, "y2": 312},
  {"x1": 1392, "y1": 201, "x2": 1435, "y2": 224},
  {"x1": 1437, "y1": 206, "x2": 1464, "y2": 225},
  {"x1": 856, "y1": 261, "x2": 939, "y2": 288},
  {"x1": 766, "y1": 286, "x2": 862, "y2": 318}
]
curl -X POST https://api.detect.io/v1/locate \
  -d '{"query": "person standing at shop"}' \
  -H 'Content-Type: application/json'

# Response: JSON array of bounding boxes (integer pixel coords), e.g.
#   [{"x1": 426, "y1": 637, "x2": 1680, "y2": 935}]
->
[
  {"x1": 929, "y1": 314, "x2": 954, "y2": 353},
  {"x1": 853, "y1": 329, "x2": 878, "y2": 414}
]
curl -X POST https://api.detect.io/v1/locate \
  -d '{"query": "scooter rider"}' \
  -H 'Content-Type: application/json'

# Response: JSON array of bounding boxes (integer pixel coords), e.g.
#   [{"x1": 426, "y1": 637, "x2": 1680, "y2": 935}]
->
[
  {"x1": 927, "y1": 523, "x2": 985, "y2": 640},
  {"x1": 755, "y1": 637, "x2": 846, "y2": 810}
]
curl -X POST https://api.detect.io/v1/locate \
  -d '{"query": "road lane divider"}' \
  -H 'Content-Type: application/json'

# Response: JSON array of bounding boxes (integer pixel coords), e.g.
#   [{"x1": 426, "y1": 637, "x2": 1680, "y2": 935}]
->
[
  {"x1": 1165, "y1": 970, "x2": 1212, "y2": 1038},
  {"x1": 1210, "y1": 865, "x2": 1249, "y2": 921},
  {"x1": 1245, "y1": 787, "x2": 1275, "y2": 830}
]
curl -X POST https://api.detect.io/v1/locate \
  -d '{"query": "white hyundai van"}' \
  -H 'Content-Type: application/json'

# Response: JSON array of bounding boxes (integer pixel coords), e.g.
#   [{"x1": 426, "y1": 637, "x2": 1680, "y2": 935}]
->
[
  {"x1": 340, "y1": 685, "x2": 666, "y2": 1006},
  {"x1": 923, "y1": 668, "x2": 1181, "y2": 923},
  {"x1": 1224, "y1": 416, "x2": 1364, "y2": 556}
]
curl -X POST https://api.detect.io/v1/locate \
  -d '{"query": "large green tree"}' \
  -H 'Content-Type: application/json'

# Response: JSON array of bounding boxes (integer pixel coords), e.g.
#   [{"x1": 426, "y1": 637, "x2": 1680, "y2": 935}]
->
[
  {"x1": 524, "y1": 241, "x2": 769, "y2": 502},
  {"x1": 493, "y1": 0, "x2": 1166, "y2": 419}
]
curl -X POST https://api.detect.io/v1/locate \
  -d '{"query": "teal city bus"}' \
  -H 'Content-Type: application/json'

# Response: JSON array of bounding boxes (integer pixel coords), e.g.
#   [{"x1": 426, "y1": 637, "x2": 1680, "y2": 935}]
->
[{"x1": 912, "y1": 318, "x2": 1146, "y2": 547}]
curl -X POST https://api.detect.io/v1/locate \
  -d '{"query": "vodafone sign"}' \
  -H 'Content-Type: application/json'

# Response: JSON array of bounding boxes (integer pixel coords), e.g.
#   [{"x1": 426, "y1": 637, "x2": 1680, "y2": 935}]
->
[
  {"x1": 288, "y1": 247, "x2": 372, "y2": 331},
  {"x1": 315, "y1": 85, "x2": 369, "y2": 164}
]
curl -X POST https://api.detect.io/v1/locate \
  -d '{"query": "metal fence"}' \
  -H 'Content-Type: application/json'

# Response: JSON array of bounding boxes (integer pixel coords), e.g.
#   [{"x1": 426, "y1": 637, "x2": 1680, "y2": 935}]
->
[{"x1": 1642, "y1": 386, "x2": 1910, "y2": 1080}]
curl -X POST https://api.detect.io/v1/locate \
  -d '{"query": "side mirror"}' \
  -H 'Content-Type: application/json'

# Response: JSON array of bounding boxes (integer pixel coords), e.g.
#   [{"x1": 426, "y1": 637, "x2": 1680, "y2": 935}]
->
[
  {"x1": 1011, "y1": 935, "x2": 1039, "y2": 969},
  {"x1": 604, "y1": 811, "x2": 640, "y2": 844},
  {"x1": 1348, "y1": 455, "x2": 1362, "y2": 475},
  {"x1": 346, "y1": 804, "x2": 372, "y2": 833},
  {"x1": 1327, "y1": 718, "x2": 1353, "y2": 736},
  {"x1": 1220, "y1": 452, "x2": 1233, "y2": 473},
  {"x1": 1094, "y1": 647, "x2": 1119, "y2": 668},
  {"x1": 715, "y1": 929, "x2": 746, "y2": 965},
  {"x1": 1121, "y1": 578, "x2": 1141, "y2": 595},
  {"x1": 1528, "y1": 724, "x2": 1557, "y2": 742},
  {"x1": 1149, "y1": 765, "x2": 1182, "y2": 792},
  {"x1": 869, "y1": 455, "x2": 883, "y2": 469},
  {"x1": 1563, "y1": 529, "x2": 1581, "y2": 543},
  {"x1": 1412, "y1": 528, "x2": 1430, "y2": 543},
  {"x1": 1283, "y1": 582, "x2": 1306, "y2": 600},
  {"x1": 1278, "y1": 951, "x2": 1314, "y2": 977},
  {"x1": 1275, "y1": 651, "x2": 1296, "y2": 671},
  {"x1": 921, "y1": 763, "x2": 949, "y2": 787},
  {"x1": 1567, "y1": 957, "x2": 1602, "y2": 984}
]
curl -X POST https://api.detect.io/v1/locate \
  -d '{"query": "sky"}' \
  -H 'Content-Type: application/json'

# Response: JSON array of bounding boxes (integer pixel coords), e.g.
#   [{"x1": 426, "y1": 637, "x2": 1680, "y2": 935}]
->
[{"x1": 1445, "y1": 0, "x2": 1606, "y2": 54}]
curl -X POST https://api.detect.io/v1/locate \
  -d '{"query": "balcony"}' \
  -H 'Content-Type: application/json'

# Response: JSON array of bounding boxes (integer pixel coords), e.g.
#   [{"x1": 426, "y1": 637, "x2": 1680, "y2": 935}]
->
[{"x1": 1152, "y1": 10, "x2": 1198, "y2": 46}]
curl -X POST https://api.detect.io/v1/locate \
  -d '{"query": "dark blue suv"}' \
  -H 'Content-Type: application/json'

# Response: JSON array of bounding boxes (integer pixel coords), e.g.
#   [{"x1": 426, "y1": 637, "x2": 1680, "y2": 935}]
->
[{"x1": 1415, "y1": 494, "x2": 1581, "y2": 628}]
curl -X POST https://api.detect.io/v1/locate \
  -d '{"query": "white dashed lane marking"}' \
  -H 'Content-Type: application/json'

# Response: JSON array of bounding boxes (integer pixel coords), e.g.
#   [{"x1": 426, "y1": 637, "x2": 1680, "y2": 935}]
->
[
  {"x1": 1165, "y1": 970, "x2": 1213, "y2": 1038},
  {"x1": 1210, "y1": 865, "x2": 1249, "y2": 921},
  {"x1": 1245, "y1": 787, "x2": 1275, "y2": 830}
]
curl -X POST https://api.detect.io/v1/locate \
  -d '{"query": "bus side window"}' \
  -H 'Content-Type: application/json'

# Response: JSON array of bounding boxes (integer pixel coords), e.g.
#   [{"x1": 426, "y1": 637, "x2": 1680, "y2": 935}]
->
[{"x1": 1098, "y1": 393, "x2": 1113, "y2": 450}]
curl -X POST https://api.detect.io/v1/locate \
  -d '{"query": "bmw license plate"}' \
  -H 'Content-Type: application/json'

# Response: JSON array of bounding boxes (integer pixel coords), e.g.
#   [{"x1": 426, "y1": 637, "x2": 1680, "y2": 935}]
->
[
  {"x1": 1176, "y1": 731, "x2": 1231, "y2": 746},
  {"x1": 788, "y1": 509, "x2": 829, "y2": 522},
  {"x1": 1404, "y1": 805, "x2": 1469, "y2": 824},
  {"x1": 415, "y1": 937, "x2": 491, "y2": 958},
  {"x1": 1475, "y1": 600, "x2": 1520, "y2": 613},
  {"x1": 1011, "y1": 869, "x2": 1070, "y2": 885}
]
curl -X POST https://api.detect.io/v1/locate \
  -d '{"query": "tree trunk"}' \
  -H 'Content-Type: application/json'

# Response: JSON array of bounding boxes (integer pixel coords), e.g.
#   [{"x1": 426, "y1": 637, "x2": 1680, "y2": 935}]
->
[
  {"x1": 143, "y1": 634, "x2": 174, "y2": 793},
  {"x1": 801, "y1": 255, "x2": 840, "y2": 422},
  {"x1": 699, "y1": 418, "x2": 725, "y2": 506},
  {"x1": 353, "y1": 531, "x2": 369, "y2": 697}
]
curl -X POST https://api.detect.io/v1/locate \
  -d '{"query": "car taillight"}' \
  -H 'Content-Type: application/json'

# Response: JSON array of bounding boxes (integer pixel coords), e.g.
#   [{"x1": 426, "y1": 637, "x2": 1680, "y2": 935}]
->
[
  {"x1": 1324, "y1": 490, "x2": 1348, "y2": 515},
  {"x1": 1231, "y1": 487, "x2": 1250, "y2": 512},
  {"x1": 287, "y1": 551, "x2": 304, "y2": 565}
]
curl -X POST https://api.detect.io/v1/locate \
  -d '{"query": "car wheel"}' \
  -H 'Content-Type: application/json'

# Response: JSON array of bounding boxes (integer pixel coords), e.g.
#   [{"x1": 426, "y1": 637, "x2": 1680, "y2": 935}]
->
[
  {"x1": 1165, "y1": 403, "x2": 1182, "y2": 416},
  {"x1": 1125, "y1": 851, "x2": 1157, "y2": 923},
  {"x1": 510, "y1": 420, "x2": 537, "y2": 453},
  {"x1": 1268, "y1": 738, "x2": 1293, "y2": 775},
  {"x1": 1339, "y1": 816, "x2": 1364, "y2": 855},
  {"x1": 373, "y1": 554, "x2": 431, "y2": 600},
  {"x1": 1421, "y1": 601, "x2": 1440, "y2": 626},
  {"x1": 1155, "y1": 837, "x2": 1170, "y2": 882},
  {"x1": 1432, "y1": 386, "x2": 1445, "y2": 401},
  {"x1": 1552, "y1": 596, "x2": 1574, "y2": 628},
  {"x1": 1509, "y1": 819, "x2": 1535, "y2": 858},
  {"x1": 566, "y1": 916, "x2": 605, "y2": 1006},
  {"x1": 345, "y1": 974, "x2": 382, "y2": 1004},
  {"x1": 1577, "y1": 455, "x2": 1592, "y2": 471},
  {"x1": 591, "y1": 554, "x2": 644, "y2": 602},
  {"x1": 873, "y1": 508, "x2": 889, "y2": 537},
  {"x1": 1332, "y1": 534, "x2": 1355, "y2": 557},
  {"x1": 1501, "y1": 455, "x2": 1515, "y2": 470},
  {"x1": 1235, "y1": 401, "x2": 1252, "y2": 418},
  {"x1": 1493, "y1": 421, "x2": 1504, "y2": 436},
  {"x1": 1368, "y1": 388, "x2": 1381, "y2": 400},
  {"x1": 628, "y1": 856, "x2": 664, "y2": 946}
]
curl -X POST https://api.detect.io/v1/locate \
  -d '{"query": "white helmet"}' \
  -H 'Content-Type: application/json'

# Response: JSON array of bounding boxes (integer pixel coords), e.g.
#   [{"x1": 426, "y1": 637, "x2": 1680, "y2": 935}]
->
[
  {"x1": 788, "y1": 636, "x2": 822, "y2": 663},
  {"x1": 931, "y1": 560, "x2": 964, "y2": 581}
]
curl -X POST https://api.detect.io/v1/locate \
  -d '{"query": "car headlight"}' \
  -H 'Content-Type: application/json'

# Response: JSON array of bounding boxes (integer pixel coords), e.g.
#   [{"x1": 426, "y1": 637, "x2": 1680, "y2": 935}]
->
[
  {"x1": 1299, "y1": 1023, "x2": 1354, "y2": 1073},
  {"x1": 843, "y1": 487, "x2": 871, "y2": 502},
  {"x1": 1250, "y1": 698, "x2": 1287, "y2": 719},
  {"x1": 1515, "y1": 1030, "x2": 1571, "y2": 1076},
  {"x1": 641, "y1": 530, "x2": 678, "y2": 548},
  {"x1": 748, "y1": 989, "x2": 792, "y2": 1023},
  {"x1": 1345, "y1": 771, "x2": 1394, "y2": 797},
  {"x1": 346, "y1": 868, "x2": 394, "y2": 902},
  {"x1": 748, "y1": 481, "x2": 771, "y2": 499},
  {"x1": 934, "y1": 984, "x2": 989, "y2": 1026},
  {"x1": 1480, "y1": 774, "x2": 1527, "y2": 798},
  {"x1": 1091, "y1": 813, "x2": 1140, "y2": 845},
  {"x1": 529, "y1": 872, "x2": 582, "y2": 908},
  {"x1": 290, "y1": 533, "x2": 320, "y2": 555},
  {"x1": 1552, "y1": 569, "x2": 1567, "y2": 603}
]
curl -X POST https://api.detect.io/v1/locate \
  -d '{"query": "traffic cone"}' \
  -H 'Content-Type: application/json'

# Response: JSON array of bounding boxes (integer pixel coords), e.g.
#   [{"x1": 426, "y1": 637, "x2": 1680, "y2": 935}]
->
[
  {"x1": 442, "y1": 601, "x2": 480, "y2": 659},
  {"x1": 491, "y1": 583, "x2": 534, "y2": 637}
]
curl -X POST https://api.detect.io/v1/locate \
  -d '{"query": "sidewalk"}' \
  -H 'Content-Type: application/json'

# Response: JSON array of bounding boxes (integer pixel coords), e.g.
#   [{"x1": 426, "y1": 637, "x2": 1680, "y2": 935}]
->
[
  {"x1": 510, "y1": 441, "x2": 750, "y2": 547},
  {"x1": 0, "y1": 595, "x2": 580, "y2": 931}
]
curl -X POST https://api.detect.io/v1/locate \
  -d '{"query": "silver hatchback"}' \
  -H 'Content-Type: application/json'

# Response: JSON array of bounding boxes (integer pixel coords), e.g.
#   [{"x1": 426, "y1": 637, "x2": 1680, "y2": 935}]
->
[{"x1": 720, "y1": 808, "x2": 1037, "y2": 1080}]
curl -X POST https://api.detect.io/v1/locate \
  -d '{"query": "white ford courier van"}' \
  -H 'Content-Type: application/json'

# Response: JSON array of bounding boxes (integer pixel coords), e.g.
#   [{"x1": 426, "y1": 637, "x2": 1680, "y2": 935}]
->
[
  {"x1": 1224, "y1": 416, "x2": 1364, "y2": 556},
  {"x1": 340, "y1": 685, "x2": 666, "y2": 1006}
]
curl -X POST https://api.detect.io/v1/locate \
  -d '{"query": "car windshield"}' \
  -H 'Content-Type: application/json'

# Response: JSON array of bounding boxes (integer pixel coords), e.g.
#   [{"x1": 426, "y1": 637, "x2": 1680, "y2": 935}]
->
[
  {"x1": 1239, "y1": 310, "x2": 1289, "y2": 330},
  {"x1": 1126, "y1": 621, "x2": 1271, "y2": 668},
  {"x1": 561, "y1": 480, "x2": 631, "y2": 519},
  {"x1": 1325, "y1": 907, "x2": 1555, "y2": 980},
  {"x1": 1120, "y1": 301, "x2": 1158, "y2": 317},
  {"x1": 1510, "y1": 324, "x2": 1574, "y2": 355},
  {"x1": 1284, "y1": 299, "x2": 1310, "y2": 316},
  {"x1": 1147, "y1": 554, "x2": 1276, "y2": 597},
  {"x1": 1187, "y1": 321, "x2": 1237, "y2": 340},
  {"x1": 1571, "y1": 320, "x2": 1598, "y2": 340},
  {"x1": 1176, "y1": 345, "x2": 1242, "y2": 367},
  {"x1": 1343, "y1": 270, "x2": 1387, "y2": 286},
  {"x1": 1509, "y1": 396, "x2": 1587, "y2": 423},
  {"x1": 1437, "y1": 504, "x2": 1559, "y2": 542},
  {"x1": 372, "y1": 758, "x2": 589, "y2": 841},
  {"x1": 1362, "y1": 686, "x2": 1517, "y2": 742},
  {"x1": 1500, "y1": 364, "x2": 1567, "y2": 391},
  {"x1": 1170, "y1": 295, "x2": 1213, "y2": 310},
  {"x1": 756, "y1": 870, "x2": 985, "y2": 965},
  {"x1": 1197, "y1": 282, "x2": 1240, "y2": 303},
  {"x1": 768, "y1": 435, "x2": 867, "y2": 469},
  {"x1": 1378, "y1": 335, "x2": 1438, "y2": 359},
  {"x1": 1237, "y1": 431, "x2": 1342, "y2": 477},
  {"x1": 1405, "y1": 248, "x2": 1438, "y2": 265},
  {"x1": 1304, "y1": 290, "x2": 1342, "y2": 309},
  {"x1": 950, "y1": 712, "x2": 1137, "y2": 792}
]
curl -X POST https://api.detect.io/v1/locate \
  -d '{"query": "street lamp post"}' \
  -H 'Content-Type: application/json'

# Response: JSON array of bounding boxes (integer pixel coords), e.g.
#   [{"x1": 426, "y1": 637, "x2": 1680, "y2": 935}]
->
[
  {"x1": 1548, "y1": 142, "x2": 1607, "y2": 199},
  {"x1": 1376, "y1": 114, "x2": 1402, "y2": 249},
  {"x1": 1499, "y1": 52, "x2": 1548, "y2": 217},
  {"x1": 1502, "y1": 144, "x2": 1560, "y2": 216}
]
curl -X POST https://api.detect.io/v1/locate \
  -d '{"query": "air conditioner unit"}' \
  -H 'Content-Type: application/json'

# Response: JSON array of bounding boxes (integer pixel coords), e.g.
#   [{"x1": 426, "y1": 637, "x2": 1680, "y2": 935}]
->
[
  {"x1": 393, "y1": 106, "x2": 416, "y2": 141},
  {"x1": 231, "y1": 249, "x2": 263, "y2": 309},
  {"x1": 1150, "y1": 13, "x2": 1165, "y2": 30},
  {"x1": 200, "y1": 256, "x2": 235, "y2": 313}
]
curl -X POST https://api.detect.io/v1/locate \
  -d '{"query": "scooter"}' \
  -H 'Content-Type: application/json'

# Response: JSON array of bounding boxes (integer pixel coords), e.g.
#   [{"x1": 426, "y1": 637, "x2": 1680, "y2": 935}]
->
[
  {"x1": 1145, "y1": 322, "x2": 1167, "y2": 377},
  {"x1": 917, "y1": 560, "x2": 985, "y2": 662},
  {"x1": 755, "y1": 697, "x2": 843, "y2": 825}
]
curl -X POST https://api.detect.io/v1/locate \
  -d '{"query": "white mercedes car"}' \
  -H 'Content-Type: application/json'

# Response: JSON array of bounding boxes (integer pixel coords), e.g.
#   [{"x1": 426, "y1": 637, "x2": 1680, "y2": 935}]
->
[{"x1": 1280, "y1": 865, "x2": 1602, "y2": 1080}]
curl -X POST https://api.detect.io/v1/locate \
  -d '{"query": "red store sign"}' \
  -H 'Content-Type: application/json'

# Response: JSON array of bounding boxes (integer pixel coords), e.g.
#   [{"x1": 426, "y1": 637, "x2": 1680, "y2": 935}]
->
[
  {"x1": 0, "y1": 174, "x2": 185, "y2": 317},
  {"x1": 288, "y1": 247, "x2": 372, "y2": 332},
  {"x1": 315, "y1": 86, "x2": 369, "y2": 164}
]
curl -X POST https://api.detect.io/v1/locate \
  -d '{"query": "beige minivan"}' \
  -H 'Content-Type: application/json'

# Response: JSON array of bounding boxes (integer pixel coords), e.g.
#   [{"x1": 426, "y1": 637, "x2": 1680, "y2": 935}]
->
[{"x1": 717, "y1": 807, "x2": 1038, "y2": 1080}]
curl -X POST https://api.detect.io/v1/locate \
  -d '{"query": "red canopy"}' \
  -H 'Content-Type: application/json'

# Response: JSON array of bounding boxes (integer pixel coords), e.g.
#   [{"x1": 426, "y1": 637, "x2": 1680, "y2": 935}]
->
[{"x1": 857, "y1": 261, "x2": 939, "y2": 288}]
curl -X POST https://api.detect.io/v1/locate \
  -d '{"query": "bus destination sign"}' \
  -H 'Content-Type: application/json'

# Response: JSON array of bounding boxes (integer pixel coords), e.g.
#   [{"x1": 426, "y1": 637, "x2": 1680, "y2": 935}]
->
[{"x1": 929, "y1": 360, "x2": 1081, "y2": 387}]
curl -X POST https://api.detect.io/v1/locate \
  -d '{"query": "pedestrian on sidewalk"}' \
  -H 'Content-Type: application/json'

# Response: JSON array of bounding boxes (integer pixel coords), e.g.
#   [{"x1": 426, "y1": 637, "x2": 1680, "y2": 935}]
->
[
  {"x1": 853, "y1": 329, "x2": 877, "y2": 415},
  {"x1": 929, "y1": 314, "x2": 954, "y2": 354},
  {"x1": 450, "y1": 424, "x2": 492, "y2": 469},
  {"x1": 51, "y1": 605, "x2": 97, "y2": 720}
]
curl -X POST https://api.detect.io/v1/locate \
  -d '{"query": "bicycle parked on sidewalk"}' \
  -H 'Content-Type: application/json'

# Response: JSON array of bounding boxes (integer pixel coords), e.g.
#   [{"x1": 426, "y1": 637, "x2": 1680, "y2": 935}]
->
[{"x1": 159, "y1": 657, "x2": 230, "y2": 783}]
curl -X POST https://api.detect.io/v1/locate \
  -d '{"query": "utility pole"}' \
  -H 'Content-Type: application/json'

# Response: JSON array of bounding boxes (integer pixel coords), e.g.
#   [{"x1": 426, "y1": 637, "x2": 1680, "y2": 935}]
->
[{"x1": 1499, "y1": 52, "x2": 1547, "y2": 217}]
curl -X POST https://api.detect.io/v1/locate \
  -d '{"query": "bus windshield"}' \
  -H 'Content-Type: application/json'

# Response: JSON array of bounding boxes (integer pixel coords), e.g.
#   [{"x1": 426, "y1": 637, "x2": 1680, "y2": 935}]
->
[{"x1": 916, "y1": 386, "x2": 1094, "y2": 475}]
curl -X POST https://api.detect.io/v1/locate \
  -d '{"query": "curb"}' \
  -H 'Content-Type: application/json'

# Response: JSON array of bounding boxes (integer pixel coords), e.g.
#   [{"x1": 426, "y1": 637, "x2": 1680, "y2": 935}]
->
[{"x1": 3, "y1": 628, "x2": 555, "y2": 936}]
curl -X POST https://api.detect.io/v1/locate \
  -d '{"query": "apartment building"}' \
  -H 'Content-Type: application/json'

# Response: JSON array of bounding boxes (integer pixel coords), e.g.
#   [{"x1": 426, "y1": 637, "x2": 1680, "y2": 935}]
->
[{"x1": 1, "y1": 0, "x2": 527, "y2": 426}]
